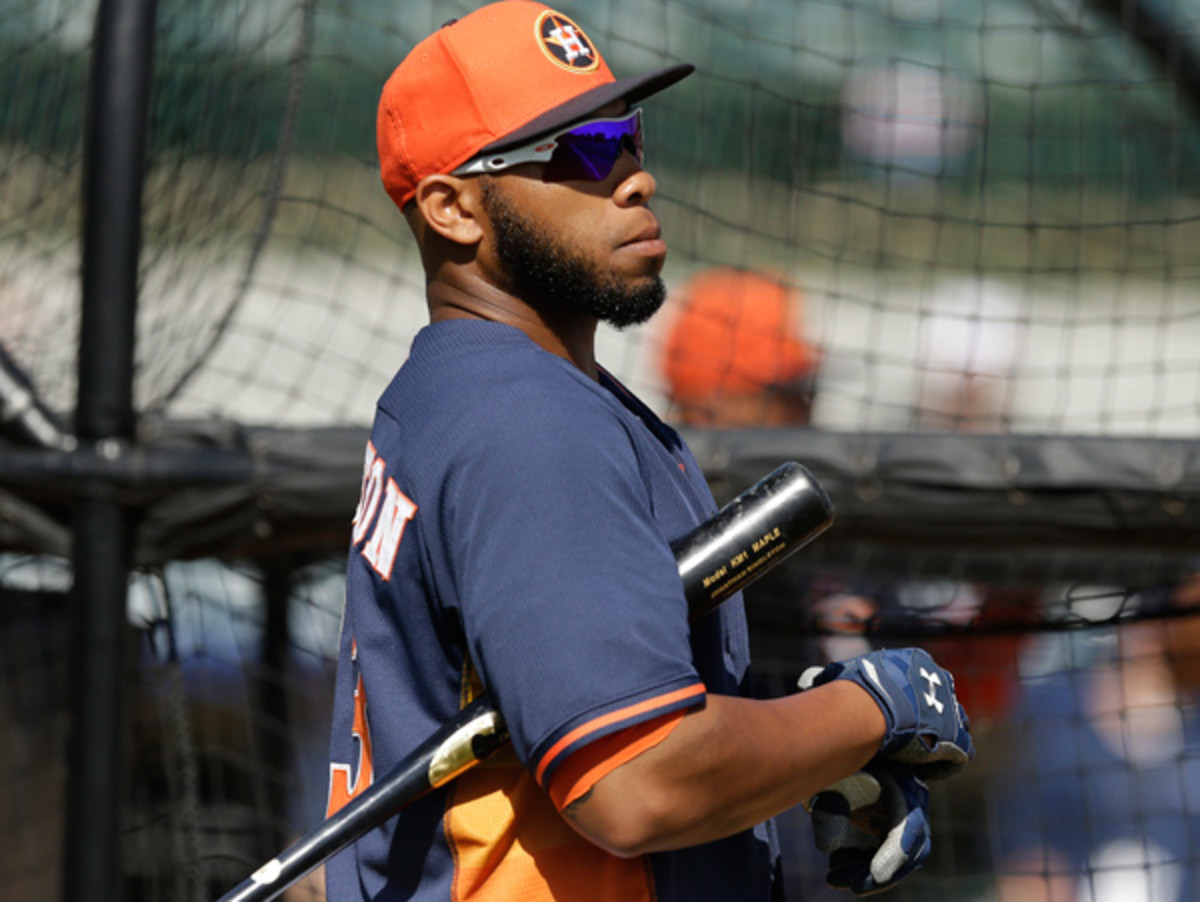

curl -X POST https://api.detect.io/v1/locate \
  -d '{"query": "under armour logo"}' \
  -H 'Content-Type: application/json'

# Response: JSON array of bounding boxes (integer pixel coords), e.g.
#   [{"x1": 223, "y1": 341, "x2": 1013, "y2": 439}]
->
[{"x1": 920, "y1": 667, "x2": 945, "y2": 714}]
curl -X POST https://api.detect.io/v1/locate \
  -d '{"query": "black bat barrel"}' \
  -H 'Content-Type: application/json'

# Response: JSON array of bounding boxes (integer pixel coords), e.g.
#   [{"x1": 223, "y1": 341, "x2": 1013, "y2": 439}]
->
[{"x1": 674, "y1": 462, "x2": 834, "y2": 620}]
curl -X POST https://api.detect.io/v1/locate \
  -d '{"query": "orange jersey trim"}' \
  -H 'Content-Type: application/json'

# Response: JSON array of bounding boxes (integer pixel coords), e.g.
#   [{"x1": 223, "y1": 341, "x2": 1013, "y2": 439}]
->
[
  {"x1": 534, "y1": 682, "x2": 706, "y2": 786},
  {"x1": 546, "y1": 708, "x2": 687, "y2": 810}
]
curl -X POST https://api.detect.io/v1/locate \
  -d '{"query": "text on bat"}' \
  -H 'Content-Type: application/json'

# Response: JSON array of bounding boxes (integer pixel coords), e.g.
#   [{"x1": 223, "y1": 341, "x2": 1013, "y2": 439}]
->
[{"x1": 751, "y1": 527, "x2": 782, "y2": 554}]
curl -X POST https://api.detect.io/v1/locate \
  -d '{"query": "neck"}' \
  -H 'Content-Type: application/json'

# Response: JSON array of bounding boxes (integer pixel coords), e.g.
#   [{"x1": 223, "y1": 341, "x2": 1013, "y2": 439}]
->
[{"x1": 427, "y1": 277, "x2": 599, "y2": 380}]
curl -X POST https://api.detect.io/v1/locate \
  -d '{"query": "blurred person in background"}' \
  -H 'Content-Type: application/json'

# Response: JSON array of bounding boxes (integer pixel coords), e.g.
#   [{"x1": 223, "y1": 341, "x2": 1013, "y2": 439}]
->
[
  {"x1": 910, "y1": 278, "x2": 1036, "y2": 725},
  {"x1": 660, "y1": 266, "x2": 821, "y2": 428},
  {"x1": 989, "y1": 574, "x2": 1200, "y2": 902},
  {"x1": 915, "y1": 276, "x2": 1024, "y2": 434}
]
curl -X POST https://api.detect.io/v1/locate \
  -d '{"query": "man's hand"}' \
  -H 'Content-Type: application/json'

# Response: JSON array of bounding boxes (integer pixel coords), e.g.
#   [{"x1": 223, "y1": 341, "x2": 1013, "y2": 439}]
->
[
  {"x1": 806, "y1": 761, "x2": 931, "y2": 896},
  {"x1": 799, "y1": 648, "x2": 973, "y2": 780}
]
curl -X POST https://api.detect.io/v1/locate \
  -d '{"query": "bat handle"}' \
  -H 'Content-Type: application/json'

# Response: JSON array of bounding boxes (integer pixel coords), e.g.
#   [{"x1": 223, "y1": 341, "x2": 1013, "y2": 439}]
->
[{"x1": 215, "y1": 696, "x2": 507, "y2": 902}]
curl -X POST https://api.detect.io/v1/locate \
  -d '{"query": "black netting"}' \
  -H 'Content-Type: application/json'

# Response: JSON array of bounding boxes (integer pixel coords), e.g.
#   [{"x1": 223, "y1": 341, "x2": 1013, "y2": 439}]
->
[{"x1": 6, "y1": 1, "x2": 1200, "y2": 899}]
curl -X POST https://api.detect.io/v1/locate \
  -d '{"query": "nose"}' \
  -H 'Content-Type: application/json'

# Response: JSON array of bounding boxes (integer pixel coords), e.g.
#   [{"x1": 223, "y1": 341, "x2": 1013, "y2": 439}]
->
[{"x1": 613, "y1": 158, "x2": 657, "y2": 207}]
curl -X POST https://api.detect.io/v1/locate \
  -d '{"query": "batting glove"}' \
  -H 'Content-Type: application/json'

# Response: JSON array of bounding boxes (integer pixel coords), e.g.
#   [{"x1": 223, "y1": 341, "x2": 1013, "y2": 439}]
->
[
  {"x1": 806, "y1": 760, "x2": 932, "y2": 896},
  {"x1": 799, "y1": 648, "x2": 974, "y2": 780}
]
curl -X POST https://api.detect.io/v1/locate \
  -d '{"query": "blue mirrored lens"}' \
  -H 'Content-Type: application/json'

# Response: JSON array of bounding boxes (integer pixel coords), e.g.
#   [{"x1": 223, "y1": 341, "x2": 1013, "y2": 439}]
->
[{"x1": 543, "y1": 112, "x2": 642, "y2": 182}]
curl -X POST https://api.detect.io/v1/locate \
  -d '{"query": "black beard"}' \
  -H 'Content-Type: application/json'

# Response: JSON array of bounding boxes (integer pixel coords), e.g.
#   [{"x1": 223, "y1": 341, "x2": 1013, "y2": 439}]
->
[{"x1": 480, "y1": 180, "x2": 666, "y2": 330}]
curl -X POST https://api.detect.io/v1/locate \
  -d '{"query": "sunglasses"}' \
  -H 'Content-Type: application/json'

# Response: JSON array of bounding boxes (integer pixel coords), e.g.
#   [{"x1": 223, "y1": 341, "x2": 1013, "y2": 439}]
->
[{"x1": 452, "y1": 108, "x2": 643, "y2": 183}]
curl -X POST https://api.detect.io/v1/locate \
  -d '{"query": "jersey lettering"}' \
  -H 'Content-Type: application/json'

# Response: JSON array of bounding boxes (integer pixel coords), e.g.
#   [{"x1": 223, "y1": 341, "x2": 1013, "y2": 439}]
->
[
  {"x1": 360, "y1": 478, "x2": 417, "y2": 580},
  {"x1": 352, "y1": 443, "x2": 385, "y2": 545},
  {"x1": 327, "y1": 669, "x2": 375, "y2": 817}
]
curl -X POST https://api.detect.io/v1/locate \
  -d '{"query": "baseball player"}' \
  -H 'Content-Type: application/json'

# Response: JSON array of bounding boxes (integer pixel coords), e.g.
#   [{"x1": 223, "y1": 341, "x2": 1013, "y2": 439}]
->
[{"x1": 327, "y1": 3, "x2": 974, "y2": 899}]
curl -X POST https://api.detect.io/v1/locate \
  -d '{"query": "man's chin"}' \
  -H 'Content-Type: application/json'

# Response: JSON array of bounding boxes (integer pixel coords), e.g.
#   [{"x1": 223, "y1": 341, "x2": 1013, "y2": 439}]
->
[{"x1": 599, "y1": 281, "x2": 666, "y2": 330}]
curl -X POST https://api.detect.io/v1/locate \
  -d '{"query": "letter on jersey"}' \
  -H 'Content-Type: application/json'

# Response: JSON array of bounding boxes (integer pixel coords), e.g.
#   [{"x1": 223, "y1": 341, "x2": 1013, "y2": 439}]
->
[
  {"x1": 352, "y1": 442, "x2": 385, "y2": 545},
  {"x1": 328, "y1": 651, "x2": 374, "y2": 817},
  {"x1": 361, "y1": 477, "x2": 417, "y2": 581}
]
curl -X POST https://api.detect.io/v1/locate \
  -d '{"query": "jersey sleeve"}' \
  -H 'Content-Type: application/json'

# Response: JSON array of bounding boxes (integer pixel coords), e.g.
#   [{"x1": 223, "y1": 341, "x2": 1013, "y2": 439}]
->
[
  {"x1": 440, "y1": 375, "x2": 706, "y2": 790},
  {"x1": 545, "y1": 708, "x2": 689, "y2": 810}
]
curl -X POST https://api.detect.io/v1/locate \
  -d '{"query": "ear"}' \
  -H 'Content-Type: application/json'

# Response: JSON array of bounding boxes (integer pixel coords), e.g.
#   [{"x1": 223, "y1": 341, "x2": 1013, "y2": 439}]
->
[{"x1": 412, "y1": 175, "x2": 484, "y2": 246}]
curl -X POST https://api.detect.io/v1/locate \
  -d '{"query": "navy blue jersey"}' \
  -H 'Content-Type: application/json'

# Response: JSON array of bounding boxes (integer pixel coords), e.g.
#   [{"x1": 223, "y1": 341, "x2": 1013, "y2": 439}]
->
[{"x1": 327, "y1": 320, "x2": 780, "y2": 900}]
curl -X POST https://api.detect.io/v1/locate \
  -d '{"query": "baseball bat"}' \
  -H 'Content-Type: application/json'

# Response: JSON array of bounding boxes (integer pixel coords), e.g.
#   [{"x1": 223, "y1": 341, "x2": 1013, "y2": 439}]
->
[{"x1": 218, "y1": 461, "x2": 833, "y2": 902}]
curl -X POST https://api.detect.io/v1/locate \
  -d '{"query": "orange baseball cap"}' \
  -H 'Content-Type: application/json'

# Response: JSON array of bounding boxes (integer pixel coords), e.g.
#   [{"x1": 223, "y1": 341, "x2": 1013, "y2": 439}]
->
[
  {"x1": 662, "y1": 267, "x2": 820, "y2": 402},
  {"x1": 378, "y1": 1, "x2": 694, "y2": 210}
]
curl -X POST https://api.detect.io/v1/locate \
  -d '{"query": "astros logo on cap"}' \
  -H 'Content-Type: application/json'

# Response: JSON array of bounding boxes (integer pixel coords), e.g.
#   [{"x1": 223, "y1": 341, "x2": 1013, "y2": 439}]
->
[{"x1": 536, "y1": 9, "x2": 600, "y2": 73}]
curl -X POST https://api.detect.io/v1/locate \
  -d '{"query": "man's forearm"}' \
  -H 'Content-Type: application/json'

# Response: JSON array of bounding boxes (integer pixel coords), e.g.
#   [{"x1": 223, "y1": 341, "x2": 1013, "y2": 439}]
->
[{"x1": 563, "y1": 681, "x2": 885, "y2": 857}]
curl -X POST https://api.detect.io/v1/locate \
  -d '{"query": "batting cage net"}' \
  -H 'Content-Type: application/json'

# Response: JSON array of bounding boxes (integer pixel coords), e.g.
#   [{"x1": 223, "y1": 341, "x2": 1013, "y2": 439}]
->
[{"x1": 4, "y1": 1, "x2": 1200, "y2": 900}]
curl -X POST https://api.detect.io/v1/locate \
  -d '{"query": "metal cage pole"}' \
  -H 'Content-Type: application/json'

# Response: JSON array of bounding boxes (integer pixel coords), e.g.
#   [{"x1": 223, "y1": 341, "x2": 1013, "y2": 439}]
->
[{"x1": 63, "y1": 1, "x2": 157, "y2": 900}]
